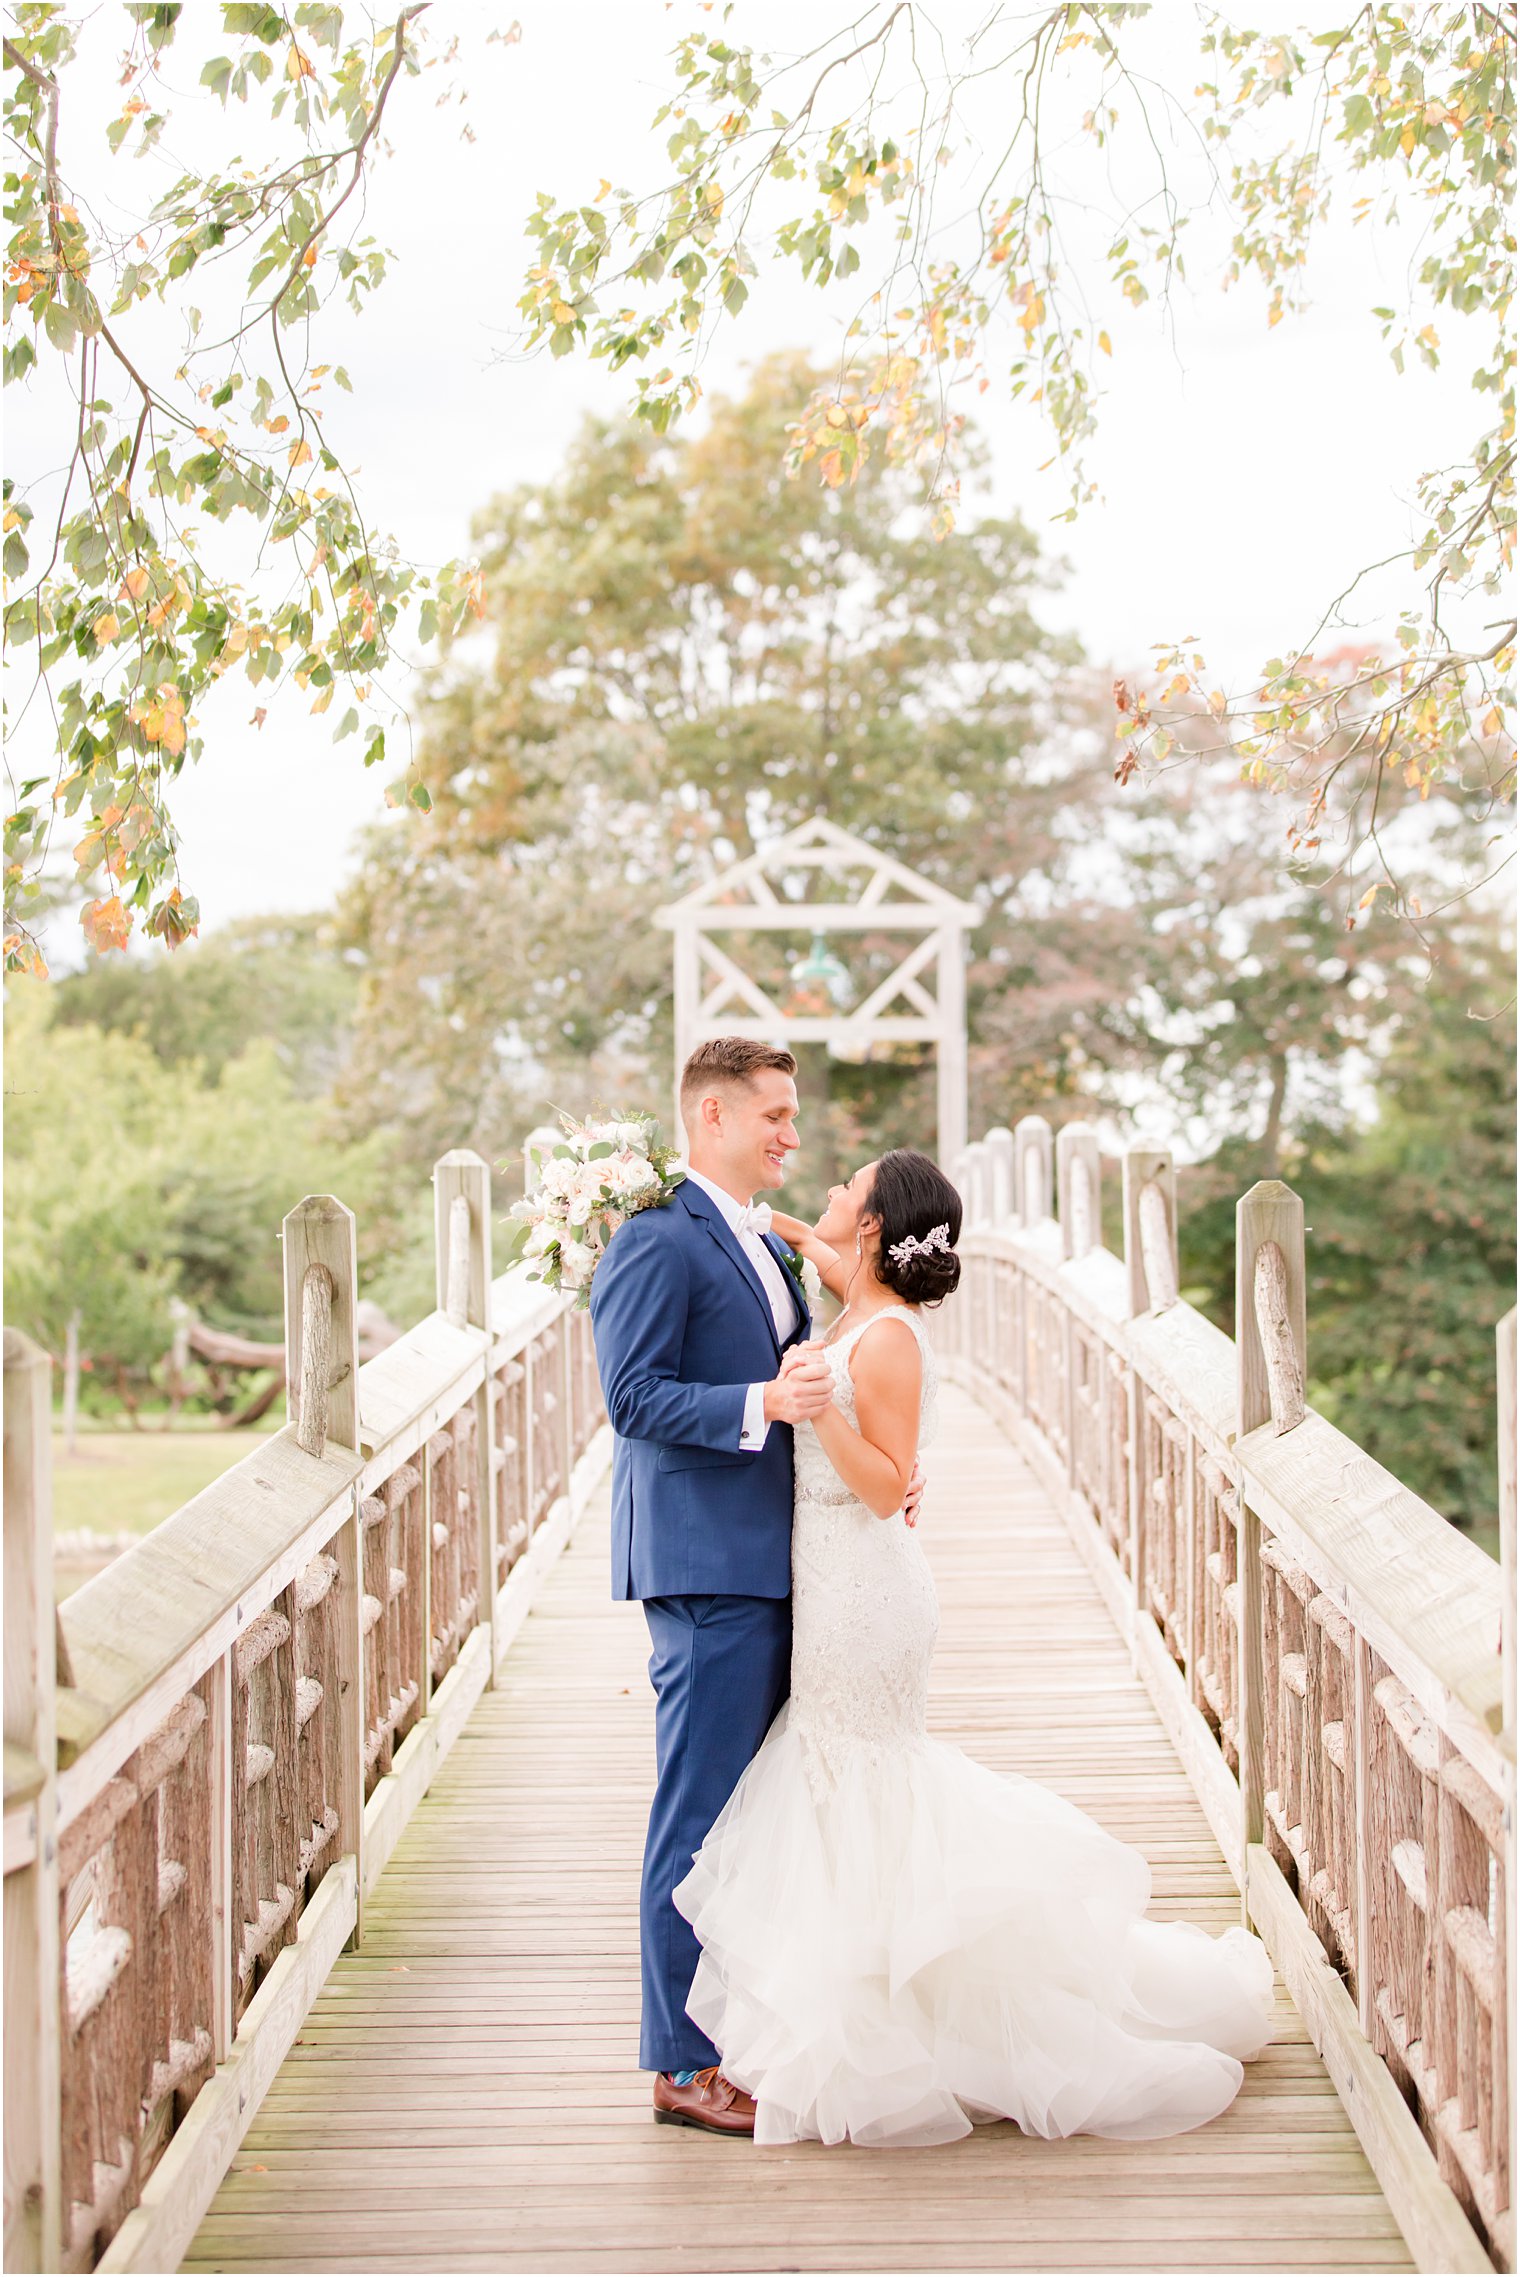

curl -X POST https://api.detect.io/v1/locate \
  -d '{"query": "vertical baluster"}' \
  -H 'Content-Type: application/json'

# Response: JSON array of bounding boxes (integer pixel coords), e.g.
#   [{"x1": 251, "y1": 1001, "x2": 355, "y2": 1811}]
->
[
  {"x1": 271, "y1": 1584, "x2": 301, "y2": 1968},
  {"x1": 230, "y1": 1643, "x2": 254, "y2": 2016},
  {"x1": 207, "y1": 1652, "x2": 234, "y2": 2058},
  {"x1": 360, "y1": 1494, "x2": 390, "y2": 1792},
  {"x1": 558, "y1": 1314, "x2": 576, "y2": 1505}
]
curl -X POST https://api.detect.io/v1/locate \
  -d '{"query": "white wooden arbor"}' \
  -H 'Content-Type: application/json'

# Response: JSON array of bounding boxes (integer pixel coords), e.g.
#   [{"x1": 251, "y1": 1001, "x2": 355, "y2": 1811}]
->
[{"x1": 654, "y1": 816, "x2": 977, "y2": 1162}]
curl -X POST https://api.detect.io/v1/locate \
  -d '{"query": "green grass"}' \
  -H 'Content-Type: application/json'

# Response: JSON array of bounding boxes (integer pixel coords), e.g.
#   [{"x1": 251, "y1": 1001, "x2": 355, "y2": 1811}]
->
[{"x1": 52, "y1": 1425, "x2": 278, "y2": 1539}]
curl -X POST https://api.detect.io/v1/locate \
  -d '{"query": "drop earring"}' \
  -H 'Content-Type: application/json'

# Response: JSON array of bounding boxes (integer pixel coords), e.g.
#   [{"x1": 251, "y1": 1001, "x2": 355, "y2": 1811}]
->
[{"x1": 854, "y1": 1231, "x2": 863, "y2": 1259}]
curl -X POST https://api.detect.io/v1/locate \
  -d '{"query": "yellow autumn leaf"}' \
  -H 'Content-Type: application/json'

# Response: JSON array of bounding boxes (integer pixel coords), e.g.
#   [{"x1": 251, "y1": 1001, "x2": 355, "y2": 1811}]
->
[
  {"x1": 552, "y1": 300, "x2": 575, "y2": 324},
  {"x1": 1481, "y1": 706, "x2": 1504, "y2": 737},
  {"x1": 310, "y1": 684, "x2": 334, "y2": 714},
  {"x1": 286, "y1": 43, "x2": 315, "y2": 79},
  {"x1": 1357, "y1": 884, "x2": 1381, "y2": 910},
  {"x1": 1097, "y1": 331, "x2": 1112, "y2": 356},
  {"x1": 93, "y1": 611, "x2": 121, "y2": 645},
  {"x1": 2, "y1": 506, "x2": 21, "y2": 532},
  {"x1": 288, "y1": 439, "x2": 313, "y2": 468},
  {"x1": 266, "y1": 415, "x2": 290, "y2": 434},
  {"x1": 121, "y1": 565, "x2": 149, "y2": 601}
]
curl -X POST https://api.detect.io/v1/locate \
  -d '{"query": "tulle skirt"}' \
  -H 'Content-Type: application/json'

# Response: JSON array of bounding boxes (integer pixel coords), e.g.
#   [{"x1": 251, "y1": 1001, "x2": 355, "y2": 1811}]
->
[{"x1": 673, "y1": 1707, "x2": 1275, "y2": 2148}]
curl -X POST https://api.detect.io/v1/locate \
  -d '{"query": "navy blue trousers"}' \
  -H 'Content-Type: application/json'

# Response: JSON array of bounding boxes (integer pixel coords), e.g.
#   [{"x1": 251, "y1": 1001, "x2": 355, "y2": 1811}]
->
[{"x1": 639, "y1": 1592, "x2": 792, "y2": 2074}]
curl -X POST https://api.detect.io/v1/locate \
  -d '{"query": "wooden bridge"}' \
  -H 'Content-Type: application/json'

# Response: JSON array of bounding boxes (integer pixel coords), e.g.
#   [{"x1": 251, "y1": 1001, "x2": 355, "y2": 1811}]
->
[{"x1": 5, "y1": 1126, "x2": 1514, "y2": 2276}]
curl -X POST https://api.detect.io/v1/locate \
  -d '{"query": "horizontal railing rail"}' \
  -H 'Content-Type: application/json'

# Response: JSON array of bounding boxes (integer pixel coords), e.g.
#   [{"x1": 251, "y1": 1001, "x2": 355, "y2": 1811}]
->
[
  {"x1": 3, "y1": 1147, "x2": 608, "y2": 2276},
  {"x1": 942, "y1": 1119, "x2": 1515, "y2": 2277}
]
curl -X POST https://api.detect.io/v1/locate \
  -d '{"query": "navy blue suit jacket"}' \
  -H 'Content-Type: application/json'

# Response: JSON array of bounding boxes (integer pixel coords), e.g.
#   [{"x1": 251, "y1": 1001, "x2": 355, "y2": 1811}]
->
[{"x1": 590, "y1": 1178, "x2": 810, "y2": 1602}]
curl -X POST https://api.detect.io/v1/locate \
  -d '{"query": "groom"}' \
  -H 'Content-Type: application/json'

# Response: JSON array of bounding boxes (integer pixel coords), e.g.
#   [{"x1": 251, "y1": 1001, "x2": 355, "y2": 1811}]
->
[{"x1": 591, "y1": 1039, "x2": 844, "y2": 2135}]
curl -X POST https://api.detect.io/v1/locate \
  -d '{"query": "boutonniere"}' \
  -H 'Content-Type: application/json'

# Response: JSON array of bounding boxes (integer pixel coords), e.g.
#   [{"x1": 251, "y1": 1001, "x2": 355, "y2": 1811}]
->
[{"x1": 782, "y1": 1247, "x2": 823, "y2": 1314}]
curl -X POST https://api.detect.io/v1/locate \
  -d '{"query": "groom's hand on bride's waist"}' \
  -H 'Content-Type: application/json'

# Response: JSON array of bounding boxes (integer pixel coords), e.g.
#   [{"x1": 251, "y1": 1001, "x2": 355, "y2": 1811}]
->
[{"x1": 763, "y1": 1343, "x2": 833, "y2": 1425}]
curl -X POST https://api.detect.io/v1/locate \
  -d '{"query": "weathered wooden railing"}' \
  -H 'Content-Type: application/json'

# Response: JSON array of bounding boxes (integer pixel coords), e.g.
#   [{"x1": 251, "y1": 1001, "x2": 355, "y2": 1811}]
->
[
  {"x1": 943, "y1": 1118, "x2": 1516, "y2": 2276},
  {"x1": 3, "y1": 1147, "x2": 607, "y2": 2275}
]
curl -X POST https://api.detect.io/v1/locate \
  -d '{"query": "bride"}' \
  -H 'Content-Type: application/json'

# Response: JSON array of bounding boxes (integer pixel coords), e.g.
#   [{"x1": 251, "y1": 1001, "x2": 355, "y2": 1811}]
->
[{"x1": 673, "y1": 1147, "x2": 1275, "y2": 2150}]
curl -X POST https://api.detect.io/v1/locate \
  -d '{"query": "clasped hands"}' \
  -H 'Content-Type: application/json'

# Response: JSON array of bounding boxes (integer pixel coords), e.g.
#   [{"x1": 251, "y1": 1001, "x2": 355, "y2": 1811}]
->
[
  {"x1": 764, "y1": 1338, "x2": 833, "y2": 1424},
  {"x1": 762, "y1": 1342, "x2": 926, "y2": 1528}
]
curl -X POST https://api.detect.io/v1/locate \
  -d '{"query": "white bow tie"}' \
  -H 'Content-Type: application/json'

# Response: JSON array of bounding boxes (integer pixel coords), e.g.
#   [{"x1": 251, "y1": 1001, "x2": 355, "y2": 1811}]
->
[{"x1": 735, "y1": 1200, "x2": 773, "y2": 1240}]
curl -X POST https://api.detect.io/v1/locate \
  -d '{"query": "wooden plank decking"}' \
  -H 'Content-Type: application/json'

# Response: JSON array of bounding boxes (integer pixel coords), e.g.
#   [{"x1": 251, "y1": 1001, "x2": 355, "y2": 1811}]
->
[{"x1": 187, "y1": 1386, "x2": 1413, "y2": 2275}]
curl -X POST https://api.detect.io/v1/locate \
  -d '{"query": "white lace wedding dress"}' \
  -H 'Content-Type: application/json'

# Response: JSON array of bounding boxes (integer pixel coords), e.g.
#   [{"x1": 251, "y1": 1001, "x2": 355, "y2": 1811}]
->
[{"x1": 673, "y1": 1304, "x2": 1275, "y2": 2148}]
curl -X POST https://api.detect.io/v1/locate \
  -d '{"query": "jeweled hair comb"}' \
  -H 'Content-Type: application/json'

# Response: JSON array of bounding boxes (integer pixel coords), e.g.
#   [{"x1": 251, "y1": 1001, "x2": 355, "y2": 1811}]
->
[{"x1": 888, "y1": 1222, "x2": 951, "y2": 1268}]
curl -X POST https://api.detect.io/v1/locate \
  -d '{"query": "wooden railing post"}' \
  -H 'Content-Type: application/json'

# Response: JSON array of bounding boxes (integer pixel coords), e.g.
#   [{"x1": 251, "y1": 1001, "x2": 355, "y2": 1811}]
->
[
  {"x1": 434, "y1": 1151, "x2": 492, "y2": 1333},
  {"x1": 984, "y1": 1126, "x2": 1015, "y2": 1226},
  {"x1": 282, "y1": 1197, "x2": 360, "y2": 1458},
  {"x1": 282, "y1": 1198, "x2": 363, "y2": 1944},
  {"x1": 1123, "y1": 1148, "x2": 1178, "y2": 1318},
  {"x1": 1014, "y1": 1114, "x2": 1053, "y2": 1228},
  {"x1": 1057, "y1": 1122, "x2": 1101, "y2": 1262},
  {"x1": 962, "y1": 1140, "x2": 990, "y2": 1230},
  {"x1": 1236, "y1": 1180, "x2": 1308, "y2": 1440},
  {"x1": 1235, "y1": 1181, "x2": 1307, "y2": 1923},
  {"x1": 433, "y1": 1150, "x2": 500, "y2": 1678},
  {"x1": 3, "y1": 1328, "x2": 63, "y2": 2274}
]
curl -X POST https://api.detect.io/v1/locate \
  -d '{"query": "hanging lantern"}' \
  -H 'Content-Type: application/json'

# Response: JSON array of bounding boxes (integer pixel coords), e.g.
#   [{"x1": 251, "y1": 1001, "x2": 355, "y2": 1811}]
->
[{"x1": 784, "y1": 930, "x2": 856, "y2": 1015}]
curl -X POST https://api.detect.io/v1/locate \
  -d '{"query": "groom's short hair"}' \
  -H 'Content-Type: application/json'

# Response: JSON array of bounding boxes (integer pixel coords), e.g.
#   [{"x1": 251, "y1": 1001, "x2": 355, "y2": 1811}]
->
[{"x1": 680, "y1": 1037, "x2": 798, "y2": 1123}]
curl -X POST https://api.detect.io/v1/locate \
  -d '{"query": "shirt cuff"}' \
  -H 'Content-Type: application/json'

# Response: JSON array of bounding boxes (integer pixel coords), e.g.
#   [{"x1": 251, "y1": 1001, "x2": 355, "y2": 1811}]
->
[{"x1": 739, "y1": 1381, "x2": 770, "y2": 1451}]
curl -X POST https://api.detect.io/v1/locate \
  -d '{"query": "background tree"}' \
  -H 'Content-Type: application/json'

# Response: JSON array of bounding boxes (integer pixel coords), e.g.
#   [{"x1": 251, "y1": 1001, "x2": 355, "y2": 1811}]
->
[
  {"x1": 2, "y1": 0, "x2": 483, "y2": 973},
  {"x1": 1180, "y1": 906, "x2": 1515, "y2": 1532},
  {"x1": 4, "y1": 981, "x2": 395, "y2": 1413},
  {"x1": 521, "y1": 1, "x2": 1515, "y2": 919},
  {"x1": 51, "y1": 908, "x2": 361, "y2": 1092},
  {"x1": 336, "y1": 353, "x2": 1127, "y2": 1200}
]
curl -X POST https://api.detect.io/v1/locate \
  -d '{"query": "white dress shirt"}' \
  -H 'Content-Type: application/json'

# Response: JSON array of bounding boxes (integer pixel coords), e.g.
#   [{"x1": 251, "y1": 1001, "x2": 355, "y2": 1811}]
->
[{"x1": 683, "y1": 1167, "x2": 800, "y2": 1450}]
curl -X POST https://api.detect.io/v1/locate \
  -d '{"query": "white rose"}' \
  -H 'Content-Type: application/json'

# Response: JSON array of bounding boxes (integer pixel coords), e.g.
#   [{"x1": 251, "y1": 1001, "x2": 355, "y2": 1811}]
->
[
  {"x1": 616, "y1": 1153, "x2": 658, "y2": 1195},
  {"x1": 614, "y1": 1118, "x2": 650, "y2": 1149},
  {"x1": 538, "y1": 1155, "x2": 576, "y2": 1200},
  {"x1": 558, "y1": 1235, "x2": 598, "y2": 1287},
  {"x1": 800, "y1": 1257, "x2": 823, "y2": 1304},
  {"x1": 524, "y1": 1218, "x2": 556, "y2": 1258}
]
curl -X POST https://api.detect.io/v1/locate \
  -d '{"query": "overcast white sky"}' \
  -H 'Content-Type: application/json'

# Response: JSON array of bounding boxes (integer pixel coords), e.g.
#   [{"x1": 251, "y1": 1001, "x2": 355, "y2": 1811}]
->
[{"x1": 8, "y1": 1, "x2": 1483, "y2": 951}]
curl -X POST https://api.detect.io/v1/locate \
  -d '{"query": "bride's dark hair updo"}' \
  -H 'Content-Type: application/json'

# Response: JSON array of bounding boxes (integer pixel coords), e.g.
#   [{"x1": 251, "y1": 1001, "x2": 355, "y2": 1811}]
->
[{"x1": 864, "y1": 1150, "x2": 963, "y2": 1306}]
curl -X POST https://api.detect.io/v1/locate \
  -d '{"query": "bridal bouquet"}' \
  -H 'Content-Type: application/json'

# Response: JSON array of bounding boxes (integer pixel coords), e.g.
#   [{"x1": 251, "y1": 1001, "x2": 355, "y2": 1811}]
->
[{"x1": 501, "y1": 1111, "x2": 684, "y2": 1306}]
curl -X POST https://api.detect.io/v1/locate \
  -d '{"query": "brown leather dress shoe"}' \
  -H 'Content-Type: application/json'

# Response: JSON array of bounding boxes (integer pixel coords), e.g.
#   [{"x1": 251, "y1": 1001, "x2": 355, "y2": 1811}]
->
[{"x1": 653, "y1": 2066, "x2": 757, "y2": 2136}]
